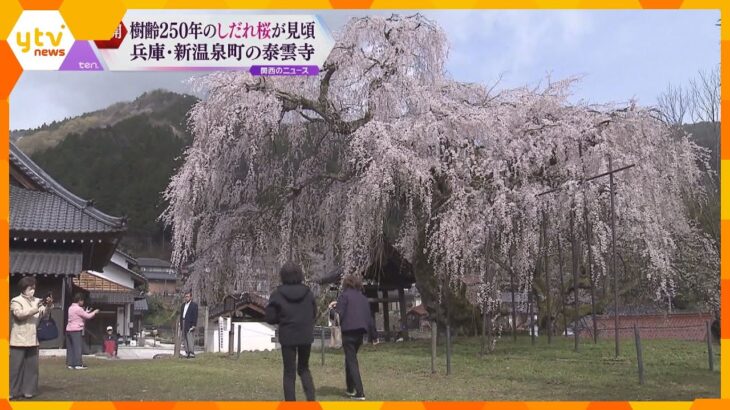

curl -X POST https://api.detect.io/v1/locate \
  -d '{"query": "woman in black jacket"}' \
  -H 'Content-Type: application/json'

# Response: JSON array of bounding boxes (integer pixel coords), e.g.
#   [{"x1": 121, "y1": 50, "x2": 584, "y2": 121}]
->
[
  {"x1": 329, "y1": 274, "x2": 376, "y2": 400},
  {"x1": 265, "y1": 261, "x2": 317, "y2": 401}
]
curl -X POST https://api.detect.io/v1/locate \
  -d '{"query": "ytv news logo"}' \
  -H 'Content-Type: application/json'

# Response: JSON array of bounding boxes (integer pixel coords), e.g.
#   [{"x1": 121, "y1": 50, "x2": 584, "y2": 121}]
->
[{"x1": 9, "y1": 11, "x2": 74, "y2": 70}]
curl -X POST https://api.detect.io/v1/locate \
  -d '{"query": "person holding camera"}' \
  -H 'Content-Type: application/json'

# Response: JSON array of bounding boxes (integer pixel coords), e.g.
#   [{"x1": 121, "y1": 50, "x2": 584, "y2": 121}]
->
[
  {"x1": 9, "y1": 276, "x2": 53, "y2": 399},
  {"x1": 65, "y1": 293, "x2": 99, "y2": 370}
]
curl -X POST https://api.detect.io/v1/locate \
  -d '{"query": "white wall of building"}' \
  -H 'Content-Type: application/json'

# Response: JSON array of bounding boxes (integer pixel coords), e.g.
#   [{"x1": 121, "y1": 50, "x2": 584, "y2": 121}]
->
[
  {"x1": 208, "y1": 318, "x2": 277, "y2": 353},
  {"x1": 110, "y1": 252, "x2": 134, "y2": 271}
]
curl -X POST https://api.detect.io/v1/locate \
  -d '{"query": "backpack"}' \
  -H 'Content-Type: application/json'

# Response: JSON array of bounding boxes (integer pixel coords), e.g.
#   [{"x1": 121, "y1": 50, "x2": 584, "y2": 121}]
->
[{"x1": 37, "y1": 317, "x2": 59, "y2": 342}]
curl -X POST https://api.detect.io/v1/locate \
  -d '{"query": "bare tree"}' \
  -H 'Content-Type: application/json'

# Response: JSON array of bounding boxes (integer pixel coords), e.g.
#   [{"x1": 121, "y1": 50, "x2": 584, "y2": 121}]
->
[
  {"x1": 689, "y1": 67, "x2": 720, "y2": 131},
  {"x1": 657, "y1": 83, "x2": 692, "y2": 126}
]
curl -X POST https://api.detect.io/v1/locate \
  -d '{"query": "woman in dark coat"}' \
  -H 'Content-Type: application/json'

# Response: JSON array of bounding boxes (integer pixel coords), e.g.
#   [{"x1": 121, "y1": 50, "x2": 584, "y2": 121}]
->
[
  {"x1": 265, "y1": 261, "x2": 317, "y2": 401},
  {"x1": 329, "y1": 274, "x2": 376, "y2": 400}
]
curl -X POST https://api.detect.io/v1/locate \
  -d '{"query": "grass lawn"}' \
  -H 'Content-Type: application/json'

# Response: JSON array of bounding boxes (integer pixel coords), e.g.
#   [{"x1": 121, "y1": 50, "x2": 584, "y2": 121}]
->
[{"x1": 35, "y1": 336, "x2": 719, "y2": 401}]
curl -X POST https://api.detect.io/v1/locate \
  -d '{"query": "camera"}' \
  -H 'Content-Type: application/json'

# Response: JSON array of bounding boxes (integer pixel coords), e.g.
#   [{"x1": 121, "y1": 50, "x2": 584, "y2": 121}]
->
[{"x1": 40, "y1": 292, "x2": 53, "y2": 305}]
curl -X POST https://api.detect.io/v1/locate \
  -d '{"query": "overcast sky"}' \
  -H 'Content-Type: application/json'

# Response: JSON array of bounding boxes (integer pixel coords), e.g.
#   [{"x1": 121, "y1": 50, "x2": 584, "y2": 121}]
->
[{"x1": 11, "y1": 9, "x2": 719, "y2": 131}]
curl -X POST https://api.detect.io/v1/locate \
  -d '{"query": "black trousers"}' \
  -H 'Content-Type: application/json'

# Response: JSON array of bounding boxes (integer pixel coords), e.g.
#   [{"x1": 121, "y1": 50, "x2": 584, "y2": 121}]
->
[
  {"x1": 281, "y1": 344, "x2": 315, "y2": 401},
  {"x1": 342, "y1": 330, "x2": 365, "y2": 396}
]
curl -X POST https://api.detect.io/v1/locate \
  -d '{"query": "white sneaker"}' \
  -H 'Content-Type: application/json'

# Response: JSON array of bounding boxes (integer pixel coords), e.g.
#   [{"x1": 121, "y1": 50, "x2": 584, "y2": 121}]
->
[{"x1": 74, "y1": 366, "x2": 88, "y2": 370}]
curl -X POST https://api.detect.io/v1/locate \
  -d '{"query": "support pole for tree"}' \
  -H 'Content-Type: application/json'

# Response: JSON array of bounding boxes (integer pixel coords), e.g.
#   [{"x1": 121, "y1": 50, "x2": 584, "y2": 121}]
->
[
  {"x1": 445, "y1": 316, "x2": 452, "y2": 376},
  {"x1": 706, "y1": 321, "x2": 714, "y2": 371},
  {"x1": 229, "y1": 319, "x2": 235, "y2": 355},
  {"x1": 203, "y1": 305, "x2": 209, "y2": 352},
  {"x1": 609, "y1": 156, "x2": 620, "y2": 358},
  {"x1": 542, "y1": 211, "x2": 552, "y2": 344},
  {"x1": 443, "y1": 284, "x2": 452, "y2": 376},
  {"x1": 557, "y1": 235, "x2": 568, "y2": 336},
  {"x1": 382, "y1": 289, "x2": 391, "y2": 342},
  {"x1": 430, "y1": 320, "x2": 437, "y2": 374},
  {"x1": 399, "y1": 288, "x2": 408, "y2": 341},
  {"x1": 509, "y1": 246, "x2": 517, "y2": 342},
  {"x1": 237, "y1": 325, "x2": 242, "y2": 359},
  {"x1": 634, "y1": 324, "x2": 644, "y2": 385},
  {"x1": 528, "y1": 283, "x2": 535, "y2": 346},
  {"x1": 173, "y1": 317, "x2": 181, "y2": 358},
  {"x1": 321, "y1": 326, "x2": 326, "y2": 366},
  {"x1": 480, "y1": 292, "x2": 487, "y2": 354},
  {"x1": 583, "y1": 199, "x2": 598, "y2": 344},
  {"x1": 578, "y1": 141, "x2": 597, "y2": 344},
  {"x1": 537, "y1": 158, "x2": 634, "y2": 349},
  {"x1": 570, "y1": 207, "x2": 580, "y2": 352},
  {"x1": 481, "y1": 232, "x2": 493, "y2": 355}
]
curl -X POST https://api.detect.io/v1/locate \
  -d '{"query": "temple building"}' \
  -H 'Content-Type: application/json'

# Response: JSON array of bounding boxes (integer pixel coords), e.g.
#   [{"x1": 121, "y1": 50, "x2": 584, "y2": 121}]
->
[{"x1": 9, "y1": 142, "x2": 139, "y2": 348}]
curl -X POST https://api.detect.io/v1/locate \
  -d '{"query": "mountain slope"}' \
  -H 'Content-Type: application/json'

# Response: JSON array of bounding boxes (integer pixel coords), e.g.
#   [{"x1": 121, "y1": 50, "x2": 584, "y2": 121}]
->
[
  {"x1": 16, "y1": 90, "x2": 196, "y2": 154},
  {"x1": 22, "y1": 90, "x2": 198, "y2": 256}
]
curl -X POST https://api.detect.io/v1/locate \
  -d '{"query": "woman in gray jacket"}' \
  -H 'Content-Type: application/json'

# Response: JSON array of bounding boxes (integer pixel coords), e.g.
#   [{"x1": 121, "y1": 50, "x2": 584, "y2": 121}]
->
[{"x1": 10, "y1": 276, "x2": 53, "y2": 399}]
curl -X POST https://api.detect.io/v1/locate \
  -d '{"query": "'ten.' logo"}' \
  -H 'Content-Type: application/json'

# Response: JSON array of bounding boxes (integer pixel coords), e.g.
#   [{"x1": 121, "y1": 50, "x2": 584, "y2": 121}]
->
[{"x1": 9, "y1": 11, "x2": 75, "y2": 70}]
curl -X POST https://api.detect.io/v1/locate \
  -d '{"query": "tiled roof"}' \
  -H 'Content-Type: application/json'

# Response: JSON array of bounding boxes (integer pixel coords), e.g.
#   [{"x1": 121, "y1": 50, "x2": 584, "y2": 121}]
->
[
  {"x1": 134, "y1": 298, "x2": 149, "y2": 312},
  {"x1": 209, "y1": 292, "x2": 269, "y2": 318},
  {"x1": 143, "y1": 271, "x2": 178, "y2": 281},
  {"x1": 88, "y1": 291, "x2": 136, "y2": 304},
  {"x1": 9, "y1": 142, "x2": 126, "y2": 234},
  {"x1": 137, "y1": 258, "x2": 173, "y2": 268},
  {"x1": 10, "y1": 250, "x2": 82, "y2": 276},
  {"x1": 11, "y1": 185, "x2": 125, "y2": 234}
]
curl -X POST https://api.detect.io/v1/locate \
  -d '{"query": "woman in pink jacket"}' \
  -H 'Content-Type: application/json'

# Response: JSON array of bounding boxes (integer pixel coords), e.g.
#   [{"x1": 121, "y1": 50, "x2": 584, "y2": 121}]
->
[{"x1": 65, "y1": 293, "x2": 99, "y2": 369}]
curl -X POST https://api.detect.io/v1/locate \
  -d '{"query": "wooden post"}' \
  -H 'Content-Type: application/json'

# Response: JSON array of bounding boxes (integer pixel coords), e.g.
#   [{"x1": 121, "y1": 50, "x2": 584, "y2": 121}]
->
[
  {"x1": 430, "y1": 320, "x2": 437, "y2": 374},
  {"x1": 382, "y1": 290, "x2": 391, "y2": 342},
  {"x1": 321, "y1": 327, "x2": 326, "y2": 366},
  {"x1": 570, "y1": 208, "x2": 580, "y2": 352},
  {"x1": 509, "y1": 249, "x2": 517, "y2": 342},
  {"x1": 370, "y1": 308, "x2": 377, "y2": 342},
  {"x1": 61, "y1": 276, "x2": 67, "y2": 312},
  {"x1": 399, "y1": 288, "x2": 408, "y2": 341},
  {"x1": 583, "y1": 199, "x2": 598, "y2": 344},
  {"x1": 481, "y1": 304, "x2": 488, "y2": 355},
  {"x1": 706, "y1": 321, "x2": 714, "y2": 371},
  {"x1": 528, "y1": 286, "x2": 535, "y2": 346},
  {"x1": 445, "y1": 319, "x2": 452, "y2": 376},
  {"x1": 557, "y1": 235, "x2": 568, "y2": 336},
  {"x1": 482, "y1": 231, "x2": 494, "y2": 354},
  {"x1": 578, "y1": 141, "x2": 598, "y2": 344},
  {"x1": 537, "y1": 158, "x2": 634, "y2": 347},
  {"x1": 634, "y1": 324, "x2": 644, "y2": 385},
  {"x1": 609, "y1": 156, "x2": 620, "y2": 358},
  {"x1": 228, "y1": 318, "x2": 234, "y2": 355},
  {"x1": 173, "y1": 317, "x2": 181, "y2": 358},
  {"x1": 203, "y1": 305, "x2": 209, "y2": 353},
  {"x1": 542, "y1": 211, "x2": 552, "y2": 344},
  {"x1": 237, "y1": 325, "x2": 242, "y2": 359}
]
